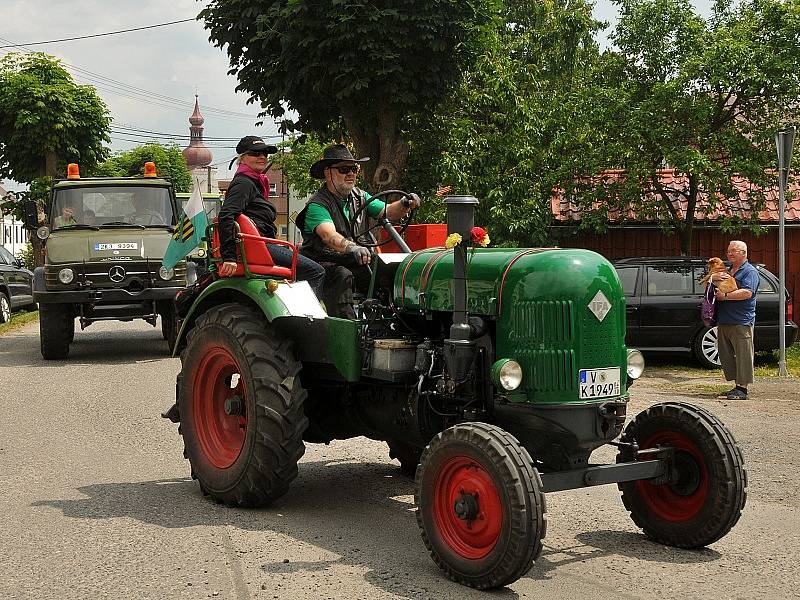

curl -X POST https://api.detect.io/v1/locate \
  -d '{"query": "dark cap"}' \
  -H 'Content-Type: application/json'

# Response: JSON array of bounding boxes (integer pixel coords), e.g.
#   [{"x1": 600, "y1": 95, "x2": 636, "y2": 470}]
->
[
  {"x1": 310, "y1": 144, "x2": 369, "y2": 179},
  {"x1": 236, "y1": 136, "x2": 278, "y2": 155}
]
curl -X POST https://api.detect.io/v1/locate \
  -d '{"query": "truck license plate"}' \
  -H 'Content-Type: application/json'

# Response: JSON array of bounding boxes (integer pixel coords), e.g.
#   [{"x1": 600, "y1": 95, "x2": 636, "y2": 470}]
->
[
  {"x1": 95, "y1": 242, "x2": 138, "y2": 250},
  {"x1": 579, "y1": 368, "x2": 621, "y2": 399}
]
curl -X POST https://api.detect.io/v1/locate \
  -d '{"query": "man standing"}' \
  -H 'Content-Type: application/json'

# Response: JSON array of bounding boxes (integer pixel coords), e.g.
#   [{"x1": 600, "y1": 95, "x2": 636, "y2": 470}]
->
[
  {"x1": 714, "y1": 240, "x2": 759, "y2": 400},
  {"x1": 296, "y1": 144, "x2": 419, "y2": 318}
]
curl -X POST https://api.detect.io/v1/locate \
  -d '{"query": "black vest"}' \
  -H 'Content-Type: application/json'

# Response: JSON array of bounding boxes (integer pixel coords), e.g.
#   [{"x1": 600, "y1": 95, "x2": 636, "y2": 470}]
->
[{"x1": 297, "y1": 186, "x2": 372, "y2": 263}]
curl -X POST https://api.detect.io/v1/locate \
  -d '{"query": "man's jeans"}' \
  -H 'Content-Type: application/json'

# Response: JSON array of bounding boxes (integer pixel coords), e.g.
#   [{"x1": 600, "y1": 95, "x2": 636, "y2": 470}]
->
[{"x1": 266, "y1": 244, "x2": 325, "y2": 297}]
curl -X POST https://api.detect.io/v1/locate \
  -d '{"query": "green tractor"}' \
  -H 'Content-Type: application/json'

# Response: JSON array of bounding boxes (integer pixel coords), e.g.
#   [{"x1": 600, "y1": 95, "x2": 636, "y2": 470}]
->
[{"x1": 163, "y1": 194, "x2": 746, "y2": 589}]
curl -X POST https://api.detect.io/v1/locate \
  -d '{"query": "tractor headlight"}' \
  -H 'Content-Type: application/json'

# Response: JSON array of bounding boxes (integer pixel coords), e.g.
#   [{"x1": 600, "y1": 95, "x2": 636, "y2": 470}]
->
[
  {"x1": 58, "y1": 268, "x2": 74, "y2": 284},
  {"x1": 492, "y1": 359, "x2": 523, "y2": 391},
  {"x1": 159, "y1": 266, "x2": 174, "y2": 281},
  {"x1": 196, "y1": 248, "x2": 206, "y2": 258},
  {"x1": 626, "y1": 349, "x2": 645, "y2": 380}
]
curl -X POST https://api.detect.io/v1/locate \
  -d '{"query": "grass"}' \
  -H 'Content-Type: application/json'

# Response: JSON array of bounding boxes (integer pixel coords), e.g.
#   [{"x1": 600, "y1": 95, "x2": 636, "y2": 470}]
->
[
  {"x1": 0, "y1": 310, "x2": 39, "y2": 335},
  {"x1": 643, "y1": 343, "x2": 800, "y2": 378}
]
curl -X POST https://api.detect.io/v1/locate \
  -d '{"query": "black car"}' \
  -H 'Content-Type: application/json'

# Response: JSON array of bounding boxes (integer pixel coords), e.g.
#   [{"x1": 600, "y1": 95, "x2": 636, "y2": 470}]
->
[
  {"x1": 0, "y1": 245, "x2": 35, "y2": 323},
  {"x1": 612, "y1": 257, "x2": 798, "y2": 368}
]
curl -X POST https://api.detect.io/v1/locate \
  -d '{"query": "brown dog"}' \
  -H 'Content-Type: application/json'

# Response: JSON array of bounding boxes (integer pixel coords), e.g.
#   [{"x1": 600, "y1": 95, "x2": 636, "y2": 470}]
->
[{"x1": 700, "y1": 257, "x2": 738, "y2": 293}]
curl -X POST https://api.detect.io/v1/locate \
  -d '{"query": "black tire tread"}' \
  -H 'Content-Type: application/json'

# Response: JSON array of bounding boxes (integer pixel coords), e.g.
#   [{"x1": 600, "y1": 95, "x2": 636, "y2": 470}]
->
[
  {"x1": 415, "y1": 422, "x2": 547, "y2": 589},
  {"x1": 39, "y1": 303, "x2": 72, "y2": 359},
  {"x1": 179, "y1": 303, "x2": 308, "y2": 507},
  {"x1": 617, "y1": 401, "x2": 746, "y2": 548}
]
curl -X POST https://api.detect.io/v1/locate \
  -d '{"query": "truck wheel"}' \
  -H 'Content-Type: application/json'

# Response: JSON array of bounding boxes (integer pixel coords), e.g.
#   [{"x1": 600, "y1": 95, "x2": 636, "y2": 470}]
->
[
  {"x1": 39, "y1": 303, "x2": 73, "y2": 359},
  {"x1": 692, "y1": 326, "x2": 721, "y2": 369},
  {"x1": 617, "y1": 402, "x2": 746, "y2": 548},
  {"x1": 160, "y1": 305, "x2": 177, "y2": 353},
  {"x1": 387, "y1": 439, "x2": 423, "y2": 477},
  {"x1": 0, "y1": 292, "x2": 10, "y2": 323},
  {"x1": 178, "y1": 303, "x2": 308, "y2": 507},
  {"x1": 415, "y1": 423, "x2": 546, "y2": 589}
]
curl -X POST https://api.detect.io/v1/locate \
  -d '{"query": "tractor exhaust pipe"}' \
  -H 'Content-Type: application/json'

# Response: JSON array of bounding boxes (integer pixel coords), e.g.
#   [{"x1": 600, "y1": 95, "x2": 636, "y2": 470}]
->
[{"x1": 443, "y1": 195, "x2": 479, "y2": 385}]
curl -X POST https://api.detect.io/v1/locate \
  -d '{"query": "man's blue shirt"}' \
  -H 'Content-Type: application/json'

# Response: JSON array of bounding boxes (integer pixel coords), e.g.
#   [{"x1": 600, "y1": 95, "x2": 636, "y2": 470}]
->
[{"x1": 716, "y1": 261, "x2": 759, "y2": 326}]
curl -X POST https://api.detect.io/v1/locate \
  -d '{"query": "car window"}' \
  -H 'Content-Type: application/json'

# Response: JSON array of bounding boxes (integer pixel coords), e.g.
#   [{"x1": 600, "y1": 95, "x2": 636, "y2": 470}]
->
[
  {"x1": 757, "y1": 273, "x2": 775, "y2": 293},
  {"x1": 0, "y1": 246, "x2": 14, "y2": 265},
  {"x1": 645, "y1": 265, "x2": 696, "y2": 295},
  {"x1": 615, "y1": 267, "x2": 638, "y2": 296}
]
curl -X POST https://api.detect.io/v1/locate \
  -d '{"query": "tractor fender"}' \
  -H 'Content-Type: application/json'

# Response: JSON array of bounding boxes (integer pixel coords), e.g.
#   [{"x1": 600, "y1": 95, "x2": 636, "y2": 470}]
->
[{"x1": 172, "y1": 277, "x2": 324, "y2": 356}]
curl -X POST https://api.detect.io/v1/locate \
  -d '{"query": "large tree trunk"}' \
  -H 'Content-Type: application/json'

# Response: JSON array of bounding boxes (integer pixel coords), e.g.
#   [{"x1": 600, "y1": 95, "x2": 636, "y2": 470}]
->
[
  {"x1": 30, "y1": 151, "x2": 60, "y2": 267},
  {"x1": 342, "y1": 105, "x2": 408, "y2": 192}
]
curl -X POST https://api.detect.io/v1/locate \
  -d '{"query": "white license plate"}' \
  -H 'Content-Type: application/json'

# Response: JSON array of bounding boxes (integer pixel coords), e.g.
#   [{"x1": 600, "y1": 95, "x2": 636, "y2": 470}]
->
[
  {"x1": 95, "y1": 242, "x2": 138, "y2": 250},
  {"x1": 579, "y1": 367, "x2": 621, "y2": 399}
]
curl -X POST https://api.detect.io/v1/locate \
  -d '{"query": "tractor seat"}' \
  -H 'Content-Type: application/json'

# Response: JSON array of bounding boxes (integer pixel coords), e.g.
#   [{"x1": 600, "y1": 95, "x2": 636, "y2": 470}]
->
[{"x1": 211, "y1": 215, "x2": 295, "y2": 279}]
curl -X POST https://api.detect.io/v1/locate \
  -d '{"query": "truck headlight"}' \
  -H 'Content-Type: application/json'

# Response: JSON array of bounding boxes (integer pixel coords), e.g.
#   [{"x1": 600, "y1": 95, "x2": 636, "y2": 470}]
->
[
  {"x1": 492, "y1": 359, "x2": 523, "y2": 391},
  {"x1": 58, "y1": 268, "x2": 74, "y2": 284},
  {"x1": 626, "y1": 349, "x2": 645, "y2": 380},
  {"x1": 159, "y1": 266, "x2": 174, "y2": 281}
]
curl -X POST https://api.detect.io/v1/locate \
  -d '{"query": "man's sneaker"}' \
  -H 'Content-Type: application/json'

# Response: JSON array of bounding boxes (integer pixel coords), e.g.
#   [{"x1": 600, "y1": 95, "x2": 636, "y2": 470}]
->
[
  {"x1": 726, "y1": 388, "x2": 748, "y2": 400},
  {"x1": 718, "y1": 388, "x2": 738, "y2": 399}
]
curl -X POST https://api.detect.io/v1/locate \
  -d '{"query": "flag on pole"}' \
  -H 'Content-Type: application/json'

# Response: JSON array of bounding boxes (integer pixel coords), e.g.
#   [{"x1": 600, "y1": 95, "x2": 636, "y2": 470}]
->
[{"x1": 162, "y1": 181, "x2": 209, "y2": 270}]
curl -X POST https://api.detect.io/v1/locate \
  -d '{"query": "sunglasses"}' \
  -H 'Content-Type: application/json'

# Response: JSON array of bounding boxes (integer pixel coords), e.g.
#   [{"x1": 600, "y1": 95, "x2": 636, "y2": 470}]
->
[
  {"x1": 330, "y1": 164, "x2": 360, "y2": 175},
  {"x1": 245, "y1": 150, "x2": 270, "y2": 158}
]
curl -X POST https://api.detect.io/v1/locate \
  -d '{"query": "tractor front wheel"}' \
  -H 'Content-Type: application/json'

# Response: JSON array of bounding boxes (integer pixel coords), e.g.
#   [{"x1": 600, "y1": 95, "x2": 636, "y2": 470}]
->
[
  {"x1": 178, "y1": 303, "x2": 308, "y2": 507},
  {"x1": 617, "y1": 402, "x2": 747, "y2": 548},
  {"x1": 415, "y1": 423, "x2": 546, "y2": 589}
]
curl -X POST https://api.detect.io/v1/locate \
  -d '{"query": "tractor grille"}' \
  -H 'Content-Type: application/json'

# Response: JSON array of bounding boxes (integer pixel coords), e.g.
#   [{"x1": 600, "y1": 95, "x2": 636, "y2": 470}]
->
[{"x1": 509, "y1": 300, "x2": 574, "y2": 344}]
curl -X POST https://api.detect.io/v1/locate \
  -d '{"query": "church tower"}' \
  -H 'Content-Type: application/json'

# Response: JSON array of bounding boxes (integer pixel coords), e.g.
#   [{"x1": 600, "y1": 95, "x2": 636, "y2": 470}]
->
[{"x1": 182, "y1": 95, "x2": 216, "y2": 192}]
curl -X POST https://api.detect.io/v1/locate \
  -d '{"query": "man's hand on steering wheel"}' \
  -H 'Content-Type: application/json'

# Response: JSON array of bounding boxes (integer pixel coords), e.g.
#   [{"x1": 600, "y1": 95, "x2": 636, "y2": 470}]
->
[{"x1": 350, "y1": 189, "x2": 420, "y2": 248}]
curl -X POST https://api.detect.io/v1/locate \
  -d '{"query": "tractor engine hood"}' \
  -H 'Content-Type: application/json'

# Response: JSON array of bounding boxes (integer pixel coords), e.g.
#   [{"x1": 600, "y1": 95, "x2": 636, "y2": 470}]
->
[{"x1": 45, "y1": 229, "x2": 173, "y2": 264}]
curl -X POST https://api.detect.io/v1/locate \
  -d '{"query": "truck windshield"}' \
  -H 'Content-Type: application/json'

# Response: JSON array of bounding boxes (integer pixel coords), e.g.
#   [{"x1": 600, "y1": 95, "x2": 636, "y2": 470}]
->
[{"x1": 51, "y1": 186, "x2": 176, "y2": 230}]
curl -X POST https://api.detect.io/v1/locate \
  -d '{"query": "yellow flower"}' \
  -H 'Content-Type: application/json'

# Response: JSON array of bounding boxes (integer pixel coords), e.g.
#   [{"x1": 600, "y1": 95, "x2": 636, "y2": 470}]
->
[
  {"x1": 480, "y1": 233, "x2": 490, "y2": 247},
  {"x1": 445, "y1": 232, "x2": 463, "y2": 249}
]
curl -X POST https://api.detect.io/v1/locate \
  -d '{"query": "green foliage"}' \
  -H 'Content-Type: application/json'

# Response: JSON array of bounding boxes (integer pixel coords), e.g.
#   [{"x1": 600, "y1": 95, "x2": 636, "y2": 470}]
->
[
  {"x1": 406, "y1": 0, "x2": 604, "y2": 246},
  {"x1": 199, "y1": 0, "x2": 500, "y2": 188},
  {"x1": 89, "y1": 144, "x2": 192, "y2": 192},
  {"x1": 565, "y1": 0, "x2": 800, "y2": 254},
  {"x1": 0, "y1": 52, "x2": 110, "y2": 183},
  {"x1": 16, "y1": 240, "x2": 34, "y2": 267},
  {"x1": 270, "y1": 135, "x2": 328, "y2": 199}
]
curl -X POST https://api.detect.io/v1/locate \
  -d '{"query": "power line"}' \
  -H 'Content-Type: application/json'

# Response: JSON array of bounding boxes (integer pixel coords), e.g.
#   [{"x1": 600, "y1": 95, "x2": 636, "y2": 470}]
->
[
  {"x1": 0, "y1": 18, "x2": 196, "y2": 48},
  {"x1": 111, "y1": 124, "x2": 283, "y2": 141}
]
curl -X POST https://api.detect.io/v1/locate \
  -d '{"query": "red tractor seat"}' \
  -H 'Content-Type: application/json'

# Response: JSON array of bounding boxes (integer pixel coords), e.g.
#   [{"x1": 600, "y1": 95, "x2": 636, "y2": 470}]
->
[{"x1": 211, "y1": 215, "x2": 296, "y2": 279}]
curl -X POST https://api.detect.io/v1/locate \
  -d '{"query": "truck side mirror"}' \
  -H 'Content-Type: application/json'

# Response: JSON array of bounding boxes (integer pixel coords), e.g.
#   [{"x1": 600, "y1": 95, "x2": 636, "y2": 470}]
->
[{"x1": 22, "y1": 200, "x2": 39, "y2": 230}]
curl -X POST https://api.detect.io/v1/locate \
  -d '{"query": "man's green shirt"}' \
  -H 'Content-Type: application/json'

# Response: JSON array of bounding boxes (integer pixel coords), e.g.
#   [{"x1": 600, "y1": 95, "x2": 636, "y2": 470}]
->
[{"x1": 302, "y1": 192, "x2": 386, "y2": 233}]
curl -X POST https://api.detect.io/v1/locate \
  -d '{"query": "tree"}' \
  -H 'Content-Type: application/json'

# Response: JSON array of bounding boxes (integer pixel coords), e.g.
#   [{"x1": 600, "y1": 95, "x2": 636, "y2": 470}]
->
[
  {"x1": 566, "y1": 0, "x2": 800, "y2": 255},
  {"x1": 199, "y1": 0, "x2": 500, "y2": 190},
  {"x1": 0, "y1": 52, "x2": 110, "y2": 264},
  {"x1": 90, "y1": 143, "x2": 193, "y2": 193},
  {"x1": 404, "y1": 0, "x2": 605, "y2": 246},
  {"x1": 269, "y1": 134, "x2": 328, "y2": 200}
]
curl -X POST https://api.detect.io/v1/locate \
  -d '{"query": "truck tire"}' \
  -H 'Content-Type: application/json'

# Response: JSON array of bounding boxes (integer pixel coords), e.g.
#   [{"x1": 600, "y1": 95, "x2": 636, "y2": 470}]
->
[
  {"x1": 387, "y1": 439, "x2": 423, "y2": 477},
  {"x1": 415, "y1": 423, "x2": 547, "y2": 589},
  {"x1": 178, "y1": 303, "x2": 308, "y2": 507},
  {"x1": 0, "y1": 292, "x2": 10, "y2": 323},
  {"x1": 617, "y1": 402, "x2": 747, "y2": 548},
  {"x1": 39, "y1": 303, "x2": 73, "y2": 359},
  {"x1": 160, "y1": 304, "x2": 177, "y2": 353}
]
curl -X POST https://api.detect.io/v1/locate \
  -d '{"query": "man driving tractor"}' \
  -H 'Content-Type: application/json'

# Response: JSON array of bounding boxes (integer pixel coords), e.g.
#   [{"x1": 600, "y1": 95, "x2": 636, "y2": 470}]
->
[{"x1": 296, "y1": 144, "x2": 420, "y2": 318}]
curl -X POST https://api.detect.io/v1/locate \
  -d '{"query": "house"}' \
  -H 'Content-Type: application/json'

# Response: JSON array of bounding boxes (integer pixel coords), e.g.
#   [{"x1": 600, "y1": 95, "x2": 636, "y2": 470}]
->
[
  {"x1": 550, "y1": 169, "x2": 800, "y2": 317},
  {"x1": 0, "y1": 184, "x2": 29, "y2": 256}
]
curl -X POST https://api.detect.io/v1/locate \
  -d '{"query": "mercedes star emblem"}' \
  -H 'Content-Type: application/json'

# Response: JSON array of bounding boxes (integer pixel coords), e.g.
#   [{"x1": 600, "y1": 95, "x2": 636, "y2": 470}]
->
[{"x1": 108, "y1": 265, "x2": 126, "y2": 282}]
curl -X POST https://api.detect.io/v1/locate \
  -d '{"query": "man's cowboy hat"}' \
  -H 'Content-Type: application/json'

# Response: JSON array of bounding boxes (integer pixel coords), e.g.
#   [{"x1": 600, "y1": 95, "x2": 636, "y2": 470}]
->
[{"x1": 310, "y1": 144, "x2": 370, "y2": 179}]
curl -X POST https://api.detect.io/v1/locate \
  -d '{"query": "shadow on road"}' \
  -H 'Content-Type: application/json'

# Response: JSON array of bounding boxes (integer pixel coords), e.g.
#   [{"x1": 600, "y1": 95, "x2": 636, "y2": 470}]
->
[{"x1": 32, "y1": 458, "x2": 722, "y2": 598}]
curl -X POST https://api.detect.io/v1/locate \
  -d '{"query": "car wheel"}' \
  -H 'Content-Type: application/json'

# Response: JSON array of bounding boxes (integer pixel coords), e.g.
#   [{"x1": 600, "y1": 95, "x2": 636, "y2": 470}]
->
[
  {"x1": 0, "y1": 292, "x2": 11, "y2": 323},
  {"x1": 693, "y1": 326, "x2": 721, "y2": 369}
]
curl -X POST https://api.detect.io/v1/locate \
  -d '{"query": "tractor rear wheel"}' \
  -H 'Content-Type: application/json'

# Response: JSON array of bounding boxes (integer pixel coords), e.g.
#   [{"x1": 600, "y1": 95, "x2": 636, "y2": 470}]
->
[
  {"x1": 617, "y1": 402, "x2": 746, "y2": 548},
  {"x1": 387, "y1": 439, "x2": 423, "y2": 477},
  {"x1": 415, "y1": 423, "x2": 546, "y2": 589},
  {"x1": 178, "y1": 303, "x2": 308, "y2": 507}
]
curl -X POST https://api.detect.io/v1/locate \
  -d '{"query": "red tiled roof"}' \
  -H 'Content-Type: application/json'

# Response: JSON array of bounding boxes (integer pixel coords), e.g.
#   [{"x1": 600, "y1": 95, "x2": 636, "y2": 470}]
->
[{"x1": 551, "y1": 168, "x2": 800, "y2": 223}]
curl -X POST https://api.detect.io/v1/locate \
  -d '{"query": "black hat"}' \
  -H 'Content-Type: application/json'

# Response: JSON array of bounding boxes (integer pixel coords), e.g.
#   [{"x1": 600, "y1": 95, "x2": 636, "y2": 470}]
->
[
  {"x1": 228, "y1": 136, "x2": 279, "y2": 168},
  {"x1": 310, "y1": 144, "x2": 370, "y2": 179}
]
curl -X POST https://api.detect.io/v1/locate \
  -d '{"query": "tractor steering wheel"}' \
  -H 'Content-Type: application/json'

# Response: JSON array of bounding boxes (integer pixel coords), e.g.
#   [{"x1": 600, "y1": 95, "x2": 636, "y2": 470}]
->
[{"x1": 350, "y1": 189, "x2": 417, "y2": 248}]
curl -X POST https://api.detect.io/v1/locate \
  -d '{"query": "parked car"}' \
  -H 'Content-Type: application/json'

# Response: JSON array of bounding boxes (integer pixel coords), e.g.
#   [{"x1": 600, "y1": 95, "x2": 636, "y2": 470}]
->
[
  {"x1": 0, "y1": 245, "x2": 35, "y2": 323},
  {"x1": 612, "y1": 257, "x2": 798, "y2": 368}
]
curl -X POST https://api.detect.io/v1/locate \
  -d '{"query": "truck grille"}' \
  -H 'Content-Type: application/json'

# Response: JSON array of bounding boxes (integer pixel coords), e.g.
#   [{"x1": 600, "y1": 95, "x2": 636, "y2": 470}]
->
[{"x1": 45, "y1": 261, "x2": 186, "y2": 290}]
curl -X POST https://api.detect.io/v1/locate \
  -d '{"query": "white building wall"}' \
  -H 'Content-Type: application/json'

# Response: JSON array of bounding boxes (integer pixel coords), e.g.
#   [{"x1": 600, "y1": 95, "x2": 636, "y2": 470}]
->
[{"x1": 0, "y1": 213, "x2": 29, "y2": 256}]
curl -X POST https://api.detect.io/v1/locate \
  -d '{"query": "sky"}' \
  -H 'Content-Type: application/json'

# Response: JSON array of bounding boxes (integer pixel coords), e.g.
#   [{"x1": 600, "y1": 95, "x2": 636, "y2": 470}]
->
[{"x1": 1, "y1": 0, "x2": 713, "y2": 191}]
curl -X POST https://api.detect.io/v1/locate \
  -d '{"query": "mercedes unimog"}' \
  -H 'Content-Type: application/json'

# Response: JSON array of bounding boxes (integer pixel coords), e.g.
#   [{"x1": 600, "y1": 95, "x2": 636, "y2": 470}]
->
[
  {"x1": 162, "y1": 193, "x2": 746, "y2": 589},
  {"x1": 23, "y1": 162, "x2": 194, "y2": 359}
]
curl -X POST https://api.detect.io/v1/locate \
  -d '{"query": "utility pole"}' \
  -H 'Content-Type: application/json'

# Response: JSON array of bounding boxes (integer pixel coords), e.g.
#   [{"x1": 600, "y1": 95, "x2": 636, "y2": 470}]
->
[{"x1": 775, "y1": 126, "x2": 795, "y2": 377}]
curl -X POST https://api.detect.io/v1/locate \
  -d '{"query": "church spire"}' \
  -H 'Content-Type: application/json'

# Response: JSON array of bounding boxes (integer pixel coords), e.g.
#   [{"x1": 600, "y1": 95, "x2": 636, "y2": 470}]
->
[{"x1": 182, "y1": 94, "x2": 213, "y2": 168}]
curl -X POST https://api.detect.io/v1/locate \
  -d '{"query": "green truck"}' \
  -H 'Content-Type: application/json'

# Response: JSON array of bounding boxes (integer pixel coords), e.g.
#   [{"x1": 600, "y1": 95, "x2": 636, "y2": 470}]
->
[
  {"x1": 24, "y1": 163, "x2": 194, "y2": 359},
  {"x1": 163, "y1": 192, "x2": 746, "y2": 589}
]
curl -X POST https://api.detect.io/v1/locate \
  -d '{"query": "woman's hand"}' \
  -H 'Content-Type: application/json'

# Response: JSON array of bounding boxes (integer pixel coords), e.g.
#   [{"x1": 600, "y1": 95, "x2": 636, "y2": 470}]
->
[{"x1": 218, "y1": 261, "x2": 238, "y2": 276}]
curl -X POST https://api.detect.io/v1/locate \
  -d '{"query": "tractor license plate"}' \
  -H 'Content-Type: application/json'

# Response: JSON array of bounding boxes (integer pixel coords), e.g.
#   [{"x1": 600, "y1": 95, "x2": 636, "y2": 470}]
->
[{"x1": 579, "y1": 368, "x2": 621, "y2": 399}]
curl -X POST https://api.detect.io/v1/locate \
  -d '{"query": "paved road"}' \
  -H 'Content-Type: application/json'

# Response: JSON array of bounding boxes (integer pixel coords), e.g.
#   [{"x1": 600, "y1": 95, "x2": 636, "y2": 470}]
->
[{"x1": 1, "y1": 320, "x2": 798, "y2": 599}]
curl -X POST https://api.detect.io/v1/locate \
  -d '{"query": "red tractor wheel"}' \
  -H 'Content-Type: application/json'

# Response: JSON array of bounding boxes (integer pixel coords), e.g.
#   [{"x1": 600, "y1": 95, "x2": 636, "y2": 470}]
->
[
  {"x1": 415, "y1": 423, "x2": 546, "y2": 589},
  {"x1": 178, "y1": 303, "x2": 308, "y2": 507},
  {"x1": 617, "y1": 402, "x2": 747, "y2": 547}
]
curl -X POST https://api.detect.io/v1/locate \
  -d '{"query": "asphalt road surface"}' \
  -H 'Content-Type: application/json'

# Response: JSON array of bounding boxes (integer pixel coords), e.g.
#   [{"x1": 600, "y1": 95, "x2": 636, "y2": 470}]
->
[{"x1": 1, "y1": 320, "x2": 798, "y2": 599}]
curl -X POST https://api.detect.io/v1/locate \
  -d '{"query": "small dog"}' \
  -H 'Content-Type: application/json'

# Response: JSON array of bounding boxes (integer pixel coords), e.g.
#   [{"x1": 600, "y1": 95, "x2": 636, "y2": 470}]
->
[{"x1": 700, "y1": 257, "x2": 738, "y2": 293}]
